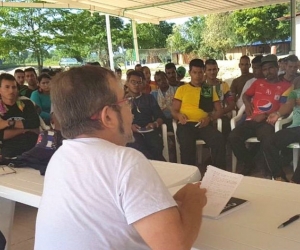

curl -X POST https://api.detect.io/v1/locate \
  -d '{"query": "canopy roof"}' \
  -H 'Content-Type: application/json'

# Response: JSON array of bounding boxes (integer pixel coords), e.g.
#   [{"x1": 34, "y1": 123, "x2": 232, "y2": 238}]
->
[{"x1": 2, "y1": 0, "x2": 288, "y2": 24}]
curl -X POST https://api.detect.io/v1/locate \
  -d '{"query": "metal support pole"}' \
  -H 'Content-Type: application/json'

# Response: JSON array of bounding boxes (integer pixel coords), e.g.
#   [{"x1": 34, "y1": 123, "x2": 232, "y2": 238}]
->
[
  {"x1": 132, "y1": 20, "x2": 140, "y2": 64},
  {"x1": 105, "y1": 14, "x2": 114, "y2": 71},
  {"x1": 290, "y1": 0, "x2": 296, "y2": 54}
]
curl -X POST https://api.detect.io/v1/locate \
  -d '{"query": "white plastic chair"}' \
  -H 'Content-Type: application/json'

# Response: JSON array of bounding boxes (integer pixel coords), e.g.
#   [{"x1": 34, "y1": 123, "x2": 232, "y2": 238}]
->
[
  {"x1": 230, "y1": 104, "x2": 289, "y2": 173},
  {"x1": 172, "y1": 119, "x2": 222, "y2": 164},
  {"x1": 275, "y1": 112, "x2": 298, "y2": 172},
  {"x1": 230, "y1": 105, "x2": 260, "y2": 172},
  {"x1": 161, "y1": 124, "x2": 170, "y2": 162}
]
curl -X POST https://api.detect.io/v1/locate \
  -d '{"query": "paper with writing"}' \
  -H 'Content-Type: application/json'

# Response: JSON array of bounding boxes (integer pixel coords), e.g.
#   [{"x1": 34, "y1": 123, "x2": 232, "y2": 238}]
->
[{"x1": 201, "y1": 165, "x2": 243, "y2": 218}]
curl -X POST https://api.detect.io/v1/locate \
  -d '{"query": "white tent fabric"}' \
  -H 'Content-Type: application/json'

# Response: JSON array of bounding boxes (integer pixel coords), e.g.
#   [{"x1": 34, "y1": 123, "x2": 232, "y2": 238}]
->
[{"x1": 1, "y1": 0, "x2": 288, "y2": 24}]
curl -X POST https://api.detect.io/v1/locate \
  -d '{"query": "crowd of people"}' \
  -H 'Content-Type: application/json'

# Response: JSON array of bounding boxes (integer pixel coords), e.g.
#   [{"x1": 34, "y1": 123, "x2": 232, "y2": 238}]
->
[
  {"x1": 1, "y1": 54, "x2": 300, "y2": 249},
  {"x1": 113, "y1": 55, "x2": 300, "y2": 185},
  {"x1": 1, "y1": 55, "x2": 300, "y2": 179}
]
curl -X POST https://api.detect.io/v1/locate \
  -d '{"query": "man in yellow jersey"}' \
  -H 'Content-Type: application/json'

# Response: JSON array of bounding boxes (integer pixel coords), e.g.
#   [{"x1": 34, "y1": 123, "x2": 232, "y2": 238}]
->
[
  {"x1": 204, "y1": 59, "x2": 235, "y2": 138},
  {"x1": 172, "y1": 59, "x2": 226, "y2": 169}
]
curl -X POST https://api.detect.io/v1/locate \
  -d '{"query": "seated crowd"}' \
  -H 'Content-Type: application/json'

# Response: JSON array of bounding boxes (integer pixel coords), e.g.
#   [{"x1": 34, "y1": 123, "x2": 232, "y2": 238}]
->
[
  {"x1": 2, "y1": 55, "x2": 300, "y2": 184},
  {"x1": 2, "y1": 57, "x2": 300, "y2": 249},
  {"x1": 116, "y1": 54, "x2": 300, "y2": 184}
]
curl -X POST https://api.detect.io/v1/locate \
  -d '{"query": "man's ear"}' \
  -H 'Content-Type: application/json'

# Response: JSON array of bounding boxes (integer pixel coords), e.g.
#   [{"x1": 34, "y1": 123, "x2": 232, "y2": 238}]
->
[{"x1": 100, "y1": 106, "x2": 116, "y2": 128}]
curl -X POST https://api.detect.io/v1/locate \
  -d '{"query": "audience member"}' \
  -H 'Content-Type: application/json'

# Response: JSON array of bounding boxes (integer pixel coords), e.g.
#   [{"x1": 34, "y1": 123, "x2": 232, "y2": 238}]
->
[
  {"x1": 0, "y1": 230, "x2": 5, "y2": 250},
  {"x1": 278, "y1": 55, "x2": 300, "y2": 83},
  {"x1": 230, "y1": 55, "x2": 254, "y2": 103},
  {"x1": 278, "y1": 57, "x2": 286, "y2": 75},
  {"x1": 177, "y1": 66, "x2": 186, "y2": 83},
  {"x1": 141, "y1": 66, "x2": 157, "y2": 93},
  {"x1": 35, "y1": 66, "x2": 207, "y2": 250},
  {"x1": 30, "y1": 73, "x2": 51, "y2": 125},
  {"x1": 14, "y1": 69, "x2": 28, "y2": 96},
  {"x1": 134, "y1": 63, "x2": 142, "y2": 71},
  {"x1": 228, "y1": 54, "x2": 293, "y2": 176},
  {"x1": 204, "y1": 59, "x2": 235, "y2": 138},
  {"x1": 0, "y1": 73, "x2": 40, "y2": 158},
  {"x1": 115, "y1": 68, "x2": 125, "y2": 86},
  {"x1": 126, "y1": 70, "x2": 166, "y2": 161},
  {"x1": 172, "y1": 59, "x2": 226, "y2": 169},
  {"x1": 23, "y1": 67, "x2": 38, "y2": 98},
  {"x1": 264, "y1": 76, "x2": 300, "y2": 183},
  {"x1": 14, "y1": 69, "x2": 25, "y2": 86},
  {"x1": 151, "y1": 71, "x2": 177, "y2": 131},
  {"x1": 236, "y1": 55, "x2": 264, "y2": 109},
  {"x1": 165, "y1": 63, "x2": 180, "y2": 87}
]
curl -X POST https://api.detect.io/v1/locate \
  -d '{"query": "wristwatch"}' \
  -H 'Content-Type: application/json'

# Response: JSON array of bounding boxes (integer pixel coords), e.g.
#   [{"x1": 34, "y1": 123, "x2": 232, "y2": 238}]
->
[{"x1": 8, "y1": 119, "x2": 16, "y2": 128}]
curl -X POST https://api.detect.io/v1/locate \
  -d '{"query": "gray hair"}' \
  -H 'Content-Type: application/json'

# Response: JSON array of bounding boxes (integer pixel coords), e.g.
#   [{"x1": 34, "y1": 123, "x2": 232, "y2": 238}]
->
[{"x1": 51, "y1": 66, "x2": 117, "y2": 139}]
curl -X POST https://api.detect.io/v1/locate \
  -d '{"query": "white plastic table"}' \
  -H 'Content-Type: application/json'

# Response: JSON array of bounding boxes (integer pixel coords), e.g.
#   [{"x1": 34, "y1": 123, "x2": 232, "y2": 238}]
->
[
  {"x1": 169, "y1": 177, "x2": 300, "y2": 250},
  {"x1": 0, "y1": 161, "x2": 200, "y2": 250}
]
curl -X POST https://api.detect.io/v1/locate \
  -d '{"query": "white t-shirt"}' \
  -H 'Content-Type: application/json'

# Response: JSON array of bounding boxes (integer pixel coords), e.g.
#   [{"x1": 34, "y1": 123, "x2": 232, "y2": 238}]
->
[
  {"x1": 236, "y1": 77, "x2": 257, "y2": 109},
  {"x1": 35, "y1": 138, "x2": 177, "y2": 250}
]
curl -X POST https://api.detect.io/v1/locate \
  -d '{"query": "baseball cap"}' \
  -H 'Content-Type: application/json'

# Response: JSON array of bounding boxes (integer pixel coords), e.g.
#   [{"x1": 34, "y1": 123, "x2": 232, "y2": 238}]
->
[
  {"x1": 177, "y1": 66, "x2": 186, "y2": 77},
  {"x1": 261, "y1": 54, "x2": 278, "y2": 66}
]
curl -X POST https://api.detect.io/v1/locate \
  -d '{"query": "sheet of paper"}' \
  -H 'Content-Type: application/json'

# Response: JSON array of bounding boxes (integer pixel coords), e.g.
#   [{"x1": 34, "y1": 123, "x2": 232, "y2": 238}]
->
[
  {"x1": 0, "y1": 165, "x2": 16, "y2": 176},
  {"x1": 201, "y1": 165, "x2": 243, "y2": 218}
]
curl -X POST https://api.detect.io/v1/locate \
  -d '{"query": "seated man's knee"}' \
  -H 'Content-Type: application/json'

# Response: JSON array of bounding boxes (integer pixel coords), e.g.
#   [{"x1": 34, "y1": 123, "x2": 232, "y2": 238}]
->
[{"x1": 227, "y1": 130, "x2": 240, "y2": 145}]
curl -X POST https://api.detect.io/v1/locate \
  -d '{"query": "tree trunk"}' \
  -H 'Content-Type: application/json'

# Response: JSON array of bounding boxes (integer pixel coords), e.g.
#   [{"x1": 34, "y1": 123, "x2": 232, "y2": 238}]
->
[{"x1": 36, "y1": 49, "x2": 41, "y2": 75}]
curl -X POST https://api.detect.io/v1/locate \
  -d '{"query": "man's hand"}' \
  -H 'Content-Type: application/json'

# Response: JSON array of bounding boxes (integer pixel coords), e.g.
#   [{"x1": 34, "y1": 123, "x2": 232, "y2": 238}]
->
[
  {"x1": 252, "y1": 113, "x2": 267, "y2": 123},
  {"x1": 146, "y1": 122, "x2": 158, "y2": 129},
  {"x1": 131, "y1": 124, "x2": 141, "y2": 133},
  {"x1": 198, "y1": 116, "x2": 210, "y2": 128},
  {"x1": 245, "y1": 103, "x2": 254, "y2": 116},
  {"x1": 267, "y1": 112, "x2": 280, "y2": 125},
  {"x1": 177, "y1": 113, "x2": 188, "y2": 125},
  {"x1": 173, "y1": 183, "x2": 207, "y2": 209}
]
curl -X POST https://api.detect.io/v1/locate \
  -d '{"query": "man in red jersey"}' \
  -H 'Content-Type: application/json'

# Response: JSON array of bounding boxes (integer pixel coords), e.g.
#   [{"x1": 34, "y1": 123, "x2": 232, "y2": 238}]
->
[{"x1": 228, "y1": 54, "x2": 293, "y2": 176}]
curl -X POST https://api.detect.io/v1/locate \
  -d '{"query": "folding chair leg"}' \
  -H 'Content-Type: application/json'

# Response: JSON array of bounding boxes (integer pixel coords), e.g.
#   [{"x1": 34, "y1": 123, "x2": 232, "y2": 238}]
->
[
  {"x1": 293, "y1": 148, "x2": 299, "y2": 172},
  {"x1": 232, "y1": 153, "x2": 237, "y2": 173},
  {"x1": 197, "y1": 145, "x2": 203, "y2": 165}
]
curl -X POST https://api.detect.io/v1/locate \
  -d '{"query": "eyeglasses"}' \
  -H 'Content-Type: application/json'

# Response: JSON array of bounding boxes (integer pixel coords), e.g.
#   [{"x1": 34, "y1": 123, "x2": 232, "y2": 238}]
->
[
  {"x1": 129, "y1": 79, "x2": 143, "y2": 85},
  {"x1": 90, "y1": 97, "x2": 133, "y2": 120},
  {"x1": 111, "y1": 96, "x2": 133, "y2": 108}
]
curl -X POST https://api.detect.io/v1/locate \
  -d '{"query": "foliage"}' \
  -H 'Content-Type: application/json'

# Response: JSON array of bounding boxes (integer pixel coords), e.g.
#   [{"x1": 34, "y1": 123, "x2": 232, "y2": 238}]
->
[
  {"x1": 0, "y1": 2, "x2": 294, "y2": 67},
  {"x1": 52, "y1": 11, "x2": 126, "y2": 67},
  {"x1": 0, "y1": 7, "x2": 67, "y2": 72},
  {"x1": 166, "y1": 14, "x2": 236, "y2": 59},
  {"x1": 232, "y1": 4, "x2": 290, "y2": 45},
  {"x1": 201, "y1": 13, "x2": 236, "y2": 59},
  {"x1": 166, "y1": 24, "x2": 188, "y2": 53}
]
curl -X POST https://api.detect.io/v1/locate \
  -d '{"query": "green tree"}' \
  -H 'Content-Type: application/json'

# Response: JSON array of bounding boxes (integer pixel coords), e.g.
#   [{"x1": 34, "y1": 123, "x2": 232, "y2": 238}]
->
[
  {"x1": 0, "y1": 7, "x2": 66, "y2": 72},
  {"x1": 53, "y1": 11, "x2": 126, "y2": 67},
  {"x1": 166, "y1": 24, "x2": 188, "y2": 53},
  {"x1": 232, "y1": 4, "x2": 290, "y2": 45},
  {"x1": 124, "y1": 21, "x2": 174, "y2": 49},
  {"x1": 201, "y1": 13, "x2": 236, "y2": 59}
]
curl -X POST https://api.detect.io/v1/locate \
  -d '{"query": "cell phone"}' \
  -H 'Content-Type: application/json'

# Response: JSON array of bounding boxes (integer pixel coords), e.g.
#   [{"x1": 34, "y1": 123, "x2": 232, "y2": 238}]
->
[{"x1": 195, "y1": 122, "x2": 201, "y2": 127}]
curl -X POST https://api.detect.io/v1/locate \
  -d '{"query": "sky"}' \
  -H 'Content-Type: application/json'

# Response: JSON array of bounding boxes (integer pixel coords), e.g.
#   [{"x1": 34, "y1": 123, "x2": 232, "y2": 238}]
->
[
  {"x1": 167, "y1": 17, "x2": 190, "y2": 25},
  {"x1": 122, "y1": 16, "x2": 190, "y2": 25}
]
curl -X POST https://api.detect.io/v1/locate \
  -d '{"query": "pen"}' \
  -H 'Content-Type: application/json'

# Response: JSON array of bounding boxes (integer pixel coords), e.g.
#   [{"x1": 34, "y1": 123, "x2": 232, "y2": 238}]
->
[
  {"x1": 195, "y1": 122, "x2": 201, "y2": 127},
  {"x1": 278, "y1": 214, "x2": 300, "y2": 229}
]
